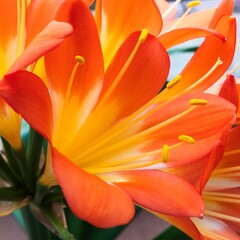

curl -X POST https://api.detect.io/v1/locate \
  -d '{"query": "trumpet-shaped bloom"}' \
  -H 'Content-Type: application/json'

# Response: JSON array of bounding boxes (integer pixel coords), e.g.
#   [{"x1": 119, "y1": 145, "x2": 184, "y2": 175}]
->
[
  {"x1": 0, "y1": 0, "x2": 236, "y2": 228},
  {"x1": 0, "y1": 0, "x2": 72, "y2": 149},
  {"x1": 95, "y1": 0, "x2": 235, "y2": 71}
]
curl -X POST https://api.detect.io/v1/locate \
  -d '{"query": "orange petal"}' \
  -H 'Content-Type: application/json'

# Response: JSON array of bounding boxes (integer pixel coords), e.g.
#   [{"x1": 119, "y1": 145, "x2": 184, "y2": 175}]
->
[
  {"x1": 159, "y1": 27, "x2": 225, "y2": 49},
  {"x1": 193, "y1": 216, "x2": 240, "y2": 240},
  {"x1": 166, "y1": 128, "x2": 229, "y2": 193},
  {"x1": 0, "y1": 1, "x2": 18, "y2": 77},
  {"x1": 156, "y1": 214, "x2": 204, "y2": 240},
  {"x1": 45, "y1": 0, "x2": 104, "y2": 98},
  {"x1": 160, "y1": 16, "x2": 236, "y2": 100},
  {"x1": 209, "y1": 0, "x2": 234, "y2": 28},
  {"x1": 8, "y1": 20, "x2": 73, "y2": 75},
  {"x1": 0, "y1": 71, "x2": 53, "y2": 141},
  {"x1": 219, "y1": 74, "x2": 239, "y2": 113},
  {"x1": 95, "y1": 0, "x2": 162, "y2": 67},
  {"x1": 100, "y1": 31, "x2": 169, "y2": 120},
  {"x1": 52, "y1": 148, "x2": 135, "y2": 228},
  {"x1": 113, "y1": 170, "x2": 204, "y2": 217},
  {"x1": 140, "y1": 93, "x2": 235, "y2": 159},
  {"x1": 26, "y1": 0, "x2": 66, "y2": 44}
]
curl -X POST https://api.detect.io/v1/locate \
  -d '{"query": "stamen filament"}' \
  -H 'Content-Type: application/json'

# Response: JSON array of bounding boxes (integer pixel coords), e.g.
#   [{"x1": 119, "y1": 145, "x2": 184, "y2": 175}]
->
[
  {"x1": 203, "y1": 192, "x2": 240, "y2": 199},
  {"x1": 213, "y1": 166, "x2": 240, "y2": 174},
  {"x1": 223, "y1": 149, "x2": 240, "y2": 157},
  {"x1": 182, "y1": 57, "x2": 223, "y2": 93},
  {"x1": 204, "y1": 195, "x2": 240, "y2": 204},
  {"x1": 74, "y1": 106, "x2": 196, "y2": 163},
  {"x1": 161, "y1": 0, "x2": 182, "y2": 21},
  {"x1": 169, "y1": 1, "x2": 201, "y2": 31},
  {"x1": 93, "y1": 29, "x2": 149, "y2": 113},
  {"x1": 205, "y1": 210, "x2": 240, "y2": 223},
  {"x1": 65, "y1": 56, "x2": 85, "y2": 102}
]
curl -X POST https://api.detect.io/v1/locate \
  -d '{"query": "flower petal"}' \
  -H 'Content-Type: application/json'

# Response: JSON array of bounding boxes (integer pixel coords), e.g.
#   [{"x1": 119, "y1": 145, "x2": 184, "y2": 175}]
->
[
  {"x1": 52, "y1": 148, "x2": 135, "y2": 228},
  {"x1": 95, "y1": 0, "x2": 162, "y2": 67},
  {"x1": 45, "y1": 0, "x2": 104, "y2": 99},
  {"x1": 8, "y1": 20, "x2": 73, "y2": 75},
  {"x1": 111, "y1": 170, "x2": 204, "y2": 217},
  {"x1": 159, "y1": 27, "x2": 225, "y2": 49},
  {"x1": 26, "y1": 0, "x2": 66, "y2": 44},
  {"x1": 156, "y1": 214, "x2": 204, "y2": 240},
  {"x1": 219, "y1": 74, "x2": 239, "y2": 112},
  {"x1": 100, "y1": 31, "x2": 170, "y2": 120},
  {"x1": 0, "y1": 71, "x2": 53, "y2": 141},
  {"x1": 0, "y1": 0, "x2": 18, "y2": 77},
  {"x1": 193, "y1": 216, "x2": 240, "y2": 240},
  {"x1": 160, "y1": 16, "x2": 236, "y2": 100},
  {"x1": 208, "y1": 0, "x2": 234, "y2": 28}
]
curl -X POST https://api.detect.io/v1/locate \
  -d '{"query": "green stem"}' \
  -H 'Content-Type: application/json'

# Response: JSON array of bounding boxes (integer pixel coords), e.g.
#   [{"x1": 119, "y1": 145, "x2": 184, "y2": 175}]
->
[
  {"x1": 26, "y1": 128, "x2": 44, "y2": 182},
  {"x1": 41, "y1": 205, "x2": 76, "y2": 240},
  {"x1": 0, "y1": 153, "x2": 21, "y2": 184},
  {"x1": 21, "y1": 206, "x2": 52, "y2": 240}
]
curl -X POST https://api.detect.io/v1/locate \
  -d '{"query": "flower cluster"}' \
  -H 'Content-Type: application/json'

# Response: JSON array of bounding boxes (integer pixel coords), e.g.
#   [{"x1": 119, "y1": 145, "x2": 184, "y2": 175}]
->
[{"x1": 0, "y1": 0, "x2": 239, "y2": 239}]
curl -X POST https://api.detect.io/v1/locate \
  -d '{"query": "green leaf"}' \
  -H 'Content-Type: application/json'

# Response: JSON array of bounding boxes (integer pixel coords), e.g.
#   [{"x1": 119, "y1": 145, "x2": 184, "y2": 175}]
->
[
  {"x1": 152, "y1": 226, "x2": 192, "y2": 240},
  {"x1": 0, "y1": 187, "x2": 27, "y2": 201}
]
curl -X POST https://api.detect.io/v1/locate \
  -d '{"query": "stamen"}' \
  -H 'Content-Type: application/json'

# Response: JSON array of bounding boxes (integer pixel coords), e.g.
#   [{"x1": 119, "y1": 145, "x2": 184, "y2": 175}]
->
[
  {"x1": 189, "y1": 99, "x2": 208, "y2": 105},
  {"x1": 205, "y1": 210, "x2": 240, "y2": 223},
  {"x1": 162, "y1": 144, "x2": 169, "y2": 163},
  {"x1": 178, "y1": 135, "x2": 195, "y2": 143},
  {"x1": 75, "y1": 55, "x2": 85, "y2": 65},
  {"x1": 183, "y1": 57, "x2": 223, "y2": 93},
  {"x1": 166, "y1": 75, "x2": 182, "y2": 89},
  {"x1": 187, "y1": 1, "x2": 201, "y2": 8},
  {"x1": 138, "y1": 29, "x2": 149, "y2": 43},
  {"x1": 65, "y1": 56, "x2": 84, "y2": 101},
  {"x1": 92, "y1": 29, "x2": 149, "y2": 113},
  {"x1": 169, "y1": 1, "x2": 201, "y2": 31},
  {"x1": 162, "y1": 0, "x2": 182, "y2": 20}
]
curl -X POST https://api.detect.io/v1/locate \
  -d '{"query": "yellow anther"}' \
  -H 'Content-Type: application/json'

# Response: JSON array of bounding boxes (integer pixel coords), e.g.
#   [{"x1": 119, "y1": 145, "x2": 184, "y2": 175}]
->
[
  {"x1": 166, "y1": 75, "x2": 182, "y2": 89},
  {"x1": 139, "y1": 29, "x2": 148, "y2": 43},
  {"x1": 178, "y1": 135, "x2": 195, "y2": 144},
  {"x1": 187, "y1": 1, "x2": 201, "y2": 8},
  {"x1": 189, "y1": 99, "x2": 208, "y2": 105},
  {"x1": 75, "y1": 55, "x2": 85, "y2": 65},
  {"x1": 162, "y1": 144, "x2": 169, "y2": 163}
]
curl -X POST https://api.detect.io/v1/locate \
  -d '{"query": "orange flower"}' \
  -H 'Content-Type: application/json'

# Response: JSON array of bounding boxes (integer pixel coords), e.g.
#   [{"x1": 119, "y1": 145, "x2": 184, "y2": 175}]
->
[
  {"x1": 0, "y1": 0, "x2": 236, "y2": 228},
  {"x1": 0, "y1": 0, "x2": 72, "y2": 149}
]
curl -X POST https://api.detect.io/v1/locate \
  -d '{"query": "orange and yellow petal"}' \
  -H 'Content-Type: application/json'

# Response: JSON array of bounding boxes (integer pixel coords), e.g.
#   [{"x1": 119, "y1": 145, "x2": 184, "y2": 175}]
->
[
  {"x1": 26, "y1": 0, "x2": 66, "y2": 44},
  {"x1": 110, "y1": 170, "x2": 204, "y2": 217},
  {"x1": 45, "y1": 0, "x2": 104, "y2": 101},
  {"x1": 160, "y1": 16, "x2": 236, "y2": 100},
  {"x1": 52, "y1": 148, "x2": 135, "y2": 228},
  {"x1": 95, "y1": 0, "x2": 162, "y2": 68},
  {"x1": 8, "y1": 20, "x2": 73, "y2": 75},
  {"x1": 0, "y1": 0, "x2": 18, "y2": 77},
  {"x1": 0, "y1": 71, "x2": 53, "y2": 141},
  {"x1": 159, "y1": 27, "x2": 225, "y2": 49}
]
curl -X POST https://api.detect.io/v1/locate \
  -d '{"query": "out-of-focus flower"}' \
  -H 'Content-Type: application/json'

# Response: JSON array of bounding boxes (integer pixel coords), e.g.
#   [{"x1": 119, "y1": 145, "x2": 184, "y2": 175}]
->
[
  {"x1": 0, "y1": 0, "x2": 72, "y2": 149},
  {"x1": 164, "y1": 126, "x2": 240, "y2": 240},
  {"x1": 0, "y1": 0, "x2": 236, "y2": 228},
  {"x1": 95, "y1": 0, "x2": 235, "y2": 71}
]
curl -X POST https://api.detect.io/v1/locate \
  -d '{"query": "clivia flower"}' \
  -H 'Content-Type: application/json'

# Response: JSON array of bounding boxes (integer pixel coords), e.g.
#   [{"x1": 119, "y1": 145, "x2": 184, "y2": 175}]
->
[
  {"x1": 0, "y1": 0, "x2": 236, "y2": 228},
  {"x1": 0, "y1": 0, "x2": 72, "y2": 149}
]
